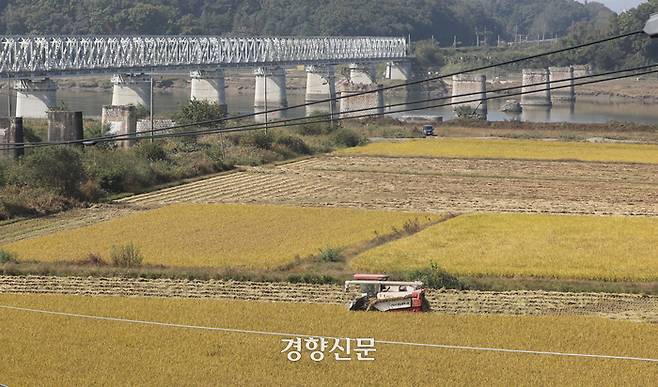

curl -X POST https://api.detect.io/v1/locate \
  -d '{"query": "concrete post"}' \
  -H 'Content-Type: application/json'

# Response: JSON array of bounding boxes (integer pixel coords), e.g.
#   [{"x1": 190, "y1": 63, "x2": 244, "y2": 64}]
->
[
  {"x1": 0, "y1": 117, "x2": 24, "y2": 159},
  {"x1": 451, "y1": 74, "x2": 487, "y2": 118},
  {"x1": 549, "y1": 66, "x2": 575, "y2": 103},
  {"x1": 190, "y1": 69, "x2": 227, "y2": 110},
  {"x1": 102, "y1": 105, "x2": 137, "y2": 148},
  {"x1": 15, "y1": 79, "x2": 57, "y2": 119},
  {"x1": 572, "y1": 64, "x2": 592, "y2": 78},
  {"x1": 111, "y1": 74, "x2": 151, "y2": 108},
  {"x1": 521, "y1": 69, "x2": 552, "y2": 107},
  {"x1": 339, "y1": 83, "x2": 384, "y2": 119},
  {"x1": 254, "y1": 67, "x2": 288, "y2": 108},
  {"x1": 47, "y1": 111, "x2": 84, "y2": 143},
  {"x1": 349, "y1": 63, "x2": 377, "y2": 85},
  {"x1": 385, "y1": 62, "x2": 411, "y2": 81}
]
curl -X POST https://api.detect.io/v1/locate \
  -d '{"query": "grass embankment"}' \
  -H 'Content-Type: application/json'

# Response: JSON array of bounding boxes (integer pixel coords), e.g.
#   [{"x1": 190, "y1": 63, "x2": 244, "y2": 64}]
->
[
  {"x1": 339, "y1": 138, "x2": 658, "y2": 164},
  {"x1": 1, "y1": 203, "x2": 438, "y2": 270},
  {"x1": 0, "y1": 294, "x2": 656, "y2": 385},
  {"x1": 352, "y1": 213, "x2": 658, "y2": 282}
]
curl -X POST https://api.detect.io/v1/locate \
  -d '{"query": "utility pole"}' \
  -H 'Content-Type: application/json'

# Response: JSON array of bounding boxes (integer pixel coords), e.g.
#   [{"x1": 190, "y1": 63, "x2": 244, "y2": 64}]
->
[
  {"x1": 7, "y1": 81, "x2": 11, "y2": 117},
  {"x1": 264, "y1": 69, "x2": 269, "y2": 134},
  {"x1": 475, "y1": 27, "x2": 480, "y2": 47},
  {"x1": 149, "y1": 74, "x2": 154, "y2": 143}
]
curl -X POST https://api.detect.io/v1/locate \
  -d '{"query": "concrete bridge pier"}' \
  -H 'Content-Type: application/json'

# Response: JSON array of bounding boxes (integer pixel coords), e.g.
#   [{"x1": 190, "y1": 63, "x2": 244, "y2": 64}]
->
[
  {"x1": 15, "y1": 79, "x2": 57, "y2": 119},
  {"x1": 190, "y1": 69, "x2": 227, "y2": 110},
  {"x1": 111, "y1": 74, "x2": 151, "y2": 108},
  {"x1": 451, "y1": 74, "x2": 487, "y2": 118},
  {"x1": 349, "y1": 63, "x2": 377, "y2": 85},
  {"x1": 102, "y1": 105, "x2": 137, "y2": 148},
  {"x1": 549, "y1": 66, "x2": 576, "y2": 103},
  {"x1": 339, "y1": 83, "x2": 384, "y2": 119},
  {"x1": 254, "y1": 67, "x2": 288, "y2": 108},
  {"x1": 521, "y1": 69, "x2": 552, "y2": 107},
  {"x1": 385, "y1": 62, "x2": 411, "y2": 81},
  {"x1": 0, "y1": 117, "x2": 24, "y2": 159},
  {"x1": 305, "y1": 65, "x2": 336, "y2": 116}
]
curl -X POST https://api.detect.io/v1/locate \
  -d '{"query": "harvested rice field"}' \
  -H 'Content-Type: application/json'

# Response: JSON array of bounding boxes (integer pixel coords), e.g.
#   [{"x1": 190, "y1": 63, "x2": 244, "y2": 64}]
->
[
  {"x1": 338, "y1": 138, "x2": 658, "y2": 164},
  {"x1": 117, "y1": 154, "x2": 658, "y2": 216},
  {"x1": 0, "y1": 203, "x2": 439, "y2": 269},
  {"x1": 351, "y1": 213, "x2": 658, "y2": 281}
]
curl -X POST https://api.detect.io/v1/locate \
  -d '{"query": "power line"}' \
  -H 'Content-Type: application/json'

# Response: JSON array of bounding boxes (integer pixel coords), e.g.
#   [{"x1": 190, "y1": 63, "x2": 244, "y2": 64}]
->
[{"x1": 2, "y1": 62, "x2": 656, "y2": 150}]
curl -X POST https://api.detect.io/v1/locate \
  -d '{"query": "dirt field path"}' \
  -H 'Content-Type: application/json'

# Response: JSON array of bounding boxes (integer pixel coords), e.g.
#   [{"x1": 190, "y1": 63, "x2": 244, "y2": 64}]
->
[
  {"x1": 1, "y1": 275, "x2": 657, "y2": 323},
  {"x1": 118, "y1": 156, "x2": 658, "y2": 216}
]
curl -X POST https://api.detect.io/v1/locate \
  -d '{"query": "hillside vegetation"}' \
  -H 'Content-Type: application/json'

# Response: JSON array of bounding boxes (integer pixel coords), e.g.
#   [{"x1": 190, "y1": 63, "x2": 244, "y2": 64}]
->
[{"x1": 0, "y1": 0, "x2": 611, "y2": 46}]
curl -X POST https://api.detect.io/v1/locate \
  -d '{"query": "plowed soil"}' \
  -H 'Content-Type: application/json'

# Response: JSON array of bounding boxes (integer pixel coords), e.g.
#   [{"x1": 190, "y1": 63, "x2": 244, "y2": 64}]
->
[
  {"x1": 118, "y1": 156, "x2": 658, "y2": 216},
  {"x1": 1, "y1": 276, "x2": 656, "y2": 323}
]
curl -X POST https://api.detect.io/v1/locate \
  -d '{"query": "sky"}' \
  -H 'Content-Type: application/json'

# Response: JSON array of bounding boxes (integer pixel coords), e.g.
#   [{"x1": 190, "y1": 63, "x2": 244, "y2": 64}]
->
[{"x1": 577, "y1": 0, "x2": 647, "y2": 13}]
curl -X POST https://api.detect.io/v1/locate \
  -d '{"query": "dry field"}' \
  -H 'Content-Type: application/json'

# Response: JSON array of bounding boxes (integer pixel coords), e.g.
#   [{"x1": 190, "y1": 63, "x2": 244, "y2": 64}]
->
[
  {"x1": 352, "y1": 213, "x2": 658, "y2": 281},
  {"x1": 1, "y1": 203, "x2": 438, "y2": 269},
  {"x1": 118, "y1": 154, "x2": 658, "y2": 216},
  {"x1": 1, "y1": 294, "x2": 657, "y2": 386},
  {"x1": 2, "y1": 276, "x2": 657, "y2": 323}
]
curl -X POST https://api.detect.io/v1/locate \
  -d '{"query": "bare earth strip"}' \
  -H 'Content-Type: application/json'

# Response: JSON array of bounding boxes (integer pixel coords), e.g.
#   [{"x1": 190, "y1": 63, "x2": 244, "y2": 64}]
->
[
  {"x1": 1, "y1": 275, "x2": 656, "y2": 323},
  {"x1": 119, "y1": 156, "x2": 658, "y2": 216}
]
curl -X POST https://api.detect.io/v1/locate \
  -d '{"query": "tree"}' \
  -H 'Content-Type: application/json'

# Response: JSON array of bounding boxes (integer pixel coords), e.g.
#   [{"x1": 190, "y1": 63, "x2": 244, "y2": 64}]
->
[
  {"x1": 11, "y1": 147, "x2": 85, "y2": 197},
  {"x1": 173, "y1": 100, "x2": 227, "y2": 144}
]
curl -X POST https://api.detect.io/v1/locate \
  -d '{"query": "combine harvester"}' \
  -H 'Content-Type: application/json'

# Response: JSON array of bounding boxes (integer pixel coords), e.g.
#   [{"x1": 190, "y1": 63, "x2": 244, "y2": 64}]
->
[{"x1": 344, "y1": 274, "x2": 430, "y2": 312}]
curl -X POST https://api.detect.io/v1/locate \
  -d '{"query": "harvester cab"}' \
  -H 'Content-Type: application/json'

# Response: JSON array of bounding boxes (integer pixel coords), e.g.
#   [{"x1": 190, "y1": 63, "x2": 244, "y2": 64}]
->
[{"x1": 344, "y1": 274, "x2": 430, "y2": 312}]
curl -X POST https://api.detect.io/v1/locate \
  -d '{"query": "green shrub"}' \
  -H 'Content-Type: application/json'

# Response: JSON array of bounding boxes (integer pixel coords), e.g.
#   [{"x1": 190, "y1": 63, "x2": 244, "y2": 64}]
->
[
  {"x1": 318, "y1": 247, "x2": 344, "y2": 263},
  {"x1": 110, "y1": 243, "x2": 144, "y2": 268},
  {"x1": 408, "y1": 262, "x2": 464, "y2": 290},
  {"x1": 0, "y1": 158, "x2": 9, "y2": 187},
  {"x1": 332, "y1": 128, "x2": 365, "y2": 147},
  {"x1": 294, "y1": 121, "x2": 333, "y2": 136},
  {"x1": 0, "y1": 249, "x2": 18, "y2": 264},
  {"x1": 275, "y1": 135, "x2": 311, "y2": 155},
  {"x1": 11, "y1": 147, "x2": 85, "y2": 197},
  {"x1": 240, "y1": 131, "x2": 274, "y2": 150},
  {"x1": 83, "y1": 149, "x2": 154, "y2": 193},
  {"x1": 0, "y1": 185, "x2": 75, "y2": 220},
  {"x1": 135, "y1": 141, "x2": 168, "y2": 162}
]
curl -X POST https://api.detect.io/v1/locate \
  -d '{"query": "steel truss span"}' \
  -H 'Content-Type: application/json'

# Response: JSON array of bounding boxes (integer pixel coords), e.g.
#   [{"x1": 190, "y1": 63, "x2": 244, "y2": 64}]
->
[{"x1": 0, "y1": 36, "x2": 408, "y2": 78}]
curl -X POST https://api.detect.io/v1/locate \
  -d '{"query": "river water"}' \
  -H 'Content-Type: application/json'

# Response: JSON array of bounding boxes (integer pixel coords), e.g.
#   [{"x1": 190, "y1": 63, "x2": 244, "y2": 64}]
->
[{"x1": 2, "y1": 89, "x2": 657, "y2": 125}]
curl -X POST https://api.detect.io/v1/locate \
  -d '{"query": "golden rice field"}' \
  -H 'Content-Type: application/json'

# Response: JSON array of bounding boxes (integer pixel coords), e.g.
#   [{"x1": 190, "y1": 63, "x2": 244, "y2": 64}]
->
[
  {"x1": 351, "y1": 213, "x2": 658, "y2": 281},
  {"x1": 338, "y1": 138, "x2": 658, "y2": 164},
  {"x1": 0, "y1": 294, "x2": 656, "y2": 385},
  {"x1": 0, "y1": 203, "x2": 438, "y2": 269}
]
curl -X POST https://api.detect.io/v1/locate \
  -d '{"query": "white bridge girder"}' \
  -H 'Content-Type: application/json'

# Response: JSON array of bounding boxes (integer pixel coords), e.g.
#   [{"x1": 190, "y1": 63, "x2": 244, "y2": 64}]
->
[{"x1": 0, "y1": 36, "x2": 408, "y2": 78}]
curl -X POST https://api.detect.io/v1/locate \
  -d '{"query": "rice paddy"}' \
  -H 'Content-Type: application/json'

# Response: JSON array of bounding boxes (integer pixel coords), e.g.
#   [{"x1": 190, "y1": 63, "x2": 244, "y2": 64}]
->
[
  {"x1": 338, "y1": 138, "x2": 658, "y2": 164},
  {"x1": 0, "y1": 294, "x2": 656, "y2": 386},
  {"x1": 0, "y1": 203, "x2": 439, "y2": 269},
  {"x1": 351, "y1": 213, "x2": 658, "y2": 281}
]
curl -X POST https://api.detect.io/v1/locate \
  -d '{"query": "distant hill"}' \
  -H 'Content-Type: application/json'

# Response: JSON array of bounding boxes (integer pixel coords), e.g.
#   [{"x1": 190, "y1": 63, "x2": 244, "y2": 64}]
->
[{"x1": 0, "y1": 0, "x2": 614, "y2": 45}]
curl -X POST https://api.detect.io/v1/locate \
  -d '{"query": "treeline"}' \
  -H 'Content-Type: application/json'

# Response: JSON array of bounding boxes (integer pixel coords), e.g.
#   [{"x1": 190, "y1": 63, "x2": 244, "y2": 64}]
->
[
  {"x1": 556, "y1": 0, "x2": 658, "y2": 70},
  {"x1": 0, "y1": 0, "x2": 613, "y2": 46}
]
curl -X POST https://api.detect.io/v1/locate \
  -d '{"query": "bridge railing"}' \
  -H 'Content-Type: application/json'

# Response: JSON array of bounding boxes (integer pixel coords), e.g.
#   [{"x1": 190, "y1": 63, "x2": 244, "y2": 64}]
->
[{"x1": 0, "y1": 36, "x2": 408, "y2": 77}]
